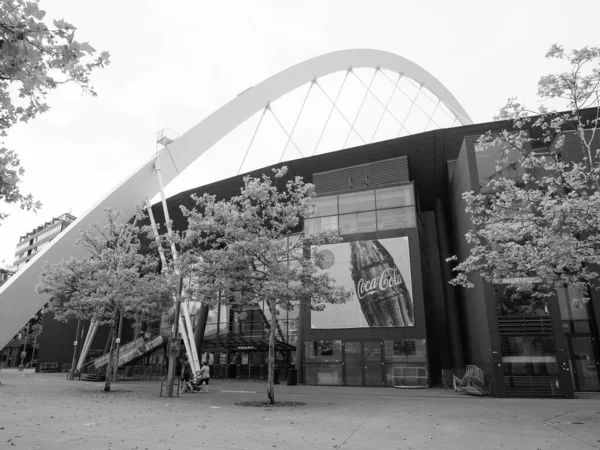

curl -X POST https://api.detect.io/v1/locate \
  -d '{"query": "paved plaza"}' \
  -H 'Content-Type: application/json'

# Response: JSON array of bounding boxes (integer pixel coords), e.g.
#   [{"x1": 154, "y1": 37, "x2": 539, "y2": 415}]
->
[{"x1": 0, "y1": 368, "x2": 599, "y2": 449}]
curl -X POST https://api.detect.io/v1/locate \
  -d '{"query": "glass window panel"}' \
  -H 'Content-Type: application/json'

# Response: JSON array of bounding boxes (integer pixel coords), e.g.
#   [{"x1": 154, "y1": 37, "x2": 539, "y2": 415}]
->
[
  {"x1": 568, "y1": 293, "x2": 589, "y2": 321},
  {"x1": 556, "y1": 287, "x2": 570, "y2": 320},
  {"x1": 305, "y1": 363, "x2": 343, "y2": 385},
  {"x1": 314, "y1": 196, "x2": 338, "y2": 217},
  {"x1": 384, "y1": 339, "x2": 427, "y2": 363},
  {"x1": 339, "y1": 211, "x2": 376, "y2": 235},
  {"x1": 573, "y1": 321, "x2": 591, "y2": 333},
  {"x1": 305, "y1": 216, "x2": 338, "y2": 236},
  {"x1": 339, "y1": 190, "x2": 375, "y2": 214},
  {"x1": 304, "y1": 340, "x2": 342, "y2": 362},
  {"x1": 494, "y1": 283, "x2": 549, "y2": 317},
  {"x1": 570, "y1": 336, "x2": 600, "y2": 390},
  {"x1": 363, "y1": 342, "x2": 381, "y2": 362},
  {"x1": 376, "y1": 207, "x2": 416, "y2": 231},
  {"x1": 344, "y1": 342, "x2": 363, "y2": 386},
  {"x1": 376, "y1": 186, "x2": 414, "y2": 209}
]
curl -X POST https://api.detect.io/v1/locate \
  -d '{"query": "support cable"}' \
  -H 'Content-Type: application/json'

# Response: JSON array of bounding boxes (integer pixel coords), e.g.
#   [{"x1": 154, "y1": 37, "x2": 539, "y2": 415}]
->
[
  {"x1": 370, "y1": 72, "x2": 402, "y2": 143},
  {"x1": 314, "y1": 75, "x2": 367, "y2": 145},
  {"x1": 352, "y1": 69, "x2": 405, "y2": 129},
  {"x1": 312, "y1": 70, "x2": 350, "y2": 155},
  {"x1": 379, "y1": 70, "x2": 441, "y2": 130},
  {"x1": 343, "y1": 68, "x2": 379, "y2": 149},
  {"x1": 268, "y1": 105, "x2": 304, "y2": 158},
  {"x1": 238, "y1": 106, "x2": 268, "y2": 175},
  {"x1": 423, "y1": 98, "x2": 441, "y2": 132},
  {"x1": 397, "y1": 84, "x2": 423, "y2": 138},
  {"x1": 280, "y1": 81, "x2": 314, "y2": 162},
  {"x1": 404, "y1": 77, "x2": 455, "y2": 122}
]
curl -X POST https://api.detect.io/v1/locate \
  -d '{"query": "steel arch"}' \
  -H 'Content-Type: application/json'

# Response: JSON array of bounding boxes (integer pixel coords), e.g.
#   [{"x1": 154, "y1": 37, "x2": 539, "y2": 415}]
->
[{"x1": 0, "y1": 49, "x2": 473, "y2": 347}]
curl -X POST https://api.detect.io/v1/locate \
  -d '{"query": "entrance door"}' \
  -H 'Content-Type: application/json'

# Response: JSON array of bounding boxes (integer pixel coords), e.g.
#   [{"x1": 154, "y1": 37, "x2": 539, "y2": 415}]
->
[
  {"x1": 344, "y1": 342, "x2": 363, "y2": 386},
  {"x1": 364, "y1": 342, "x2": 383, "y2": 386},
  {"x1": 568, "y1": 336, "x2": 600, "y2": 391}
]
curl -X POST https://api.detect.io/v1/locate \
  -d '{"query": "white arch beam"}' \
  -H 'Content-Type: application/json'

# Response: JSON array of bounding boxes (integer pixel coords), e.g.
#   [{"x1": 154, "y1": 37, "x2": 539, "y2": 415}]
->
[{"x1": 0, "y1": 49, "x2": 472, "y2": 348}]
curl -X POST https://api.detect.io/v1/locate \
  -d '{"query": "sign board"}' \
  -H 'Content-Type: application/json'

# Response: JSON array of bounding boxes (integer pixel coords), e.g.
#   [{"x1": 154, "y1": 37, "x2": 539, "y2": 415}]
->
[
  {"x1": 312, "y1": 237, "x2": 414, "y2": 329},
  {"x1": 73, "y1": 341, "x2": 78, "y2": 346},
  {"x1": 169, "y1": 338, "x2": 181, "y2": 358},
  {"x1": 20, "y1": 351, "x2": 26, "y2": 359},
  {"x1": 236, "y1": 345, "x2": 255, "y2": 351},
  {"x1": 115, "y1": 338, "x2": 121, "y2": 344}
]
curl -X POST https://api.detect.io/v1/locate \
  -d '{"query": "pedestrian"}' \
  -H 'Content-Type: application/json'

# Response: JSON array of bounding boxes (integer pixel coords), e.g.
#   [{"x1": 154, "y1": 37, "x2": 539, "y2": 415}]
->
[
  {"x1": 183, "y1": 356, "x2": 192, "y2": 382},
  {"x1": 199, "y1": 361, "x2": 210, "y2": 392}
]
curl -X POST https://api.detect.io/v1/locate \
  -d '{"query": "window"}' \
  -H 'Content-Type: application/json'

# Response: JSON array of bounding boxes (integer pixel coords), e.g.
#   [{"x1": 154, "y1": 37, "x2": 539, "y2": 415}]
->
[
  {"x1": 339, "y1": 190, "x2": 375, "y2": 214},
  {"x1": 376, "y1": 186, "x2": 414, "y2": 209},
  {"x1": 315, "y1": 195, "x2": 338, "y2": 216},
  {"x1": 393, "y1": 340, "x2": 416, "y2": 356},
  {"x1": 384, "y1": 339, "x2": 427, "y2": 362},
  {"x1": 308, "y1": 184, "x2": 416, "y2": 236},
  {"x1": 304, "y1": 340, "x2": 342, "y2": 362},
  {"x1": 339, "y1": 211, "x2": 376, "y2": 235},
  {"x1": 305, "y1": 216, "x2": 338, "y2": 236},
  {"x1": 377, "y1": 208, "x2": 416, "y2": 231},
  {"x1": 493, "y1": 283, "x2": 548, "y2": 316}
]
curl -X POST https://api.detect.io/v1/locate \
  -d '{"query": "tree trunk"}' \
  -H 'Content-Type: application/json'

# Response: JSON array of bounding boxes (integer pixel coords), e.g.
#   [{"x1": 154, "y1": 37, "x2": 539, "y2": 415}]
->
[
  {"x1": 267, "y1": 300, "x2": 277, "y2": 405},
  {"x1": 104, "y1": 312, "x2": 119, "y2": 392}
]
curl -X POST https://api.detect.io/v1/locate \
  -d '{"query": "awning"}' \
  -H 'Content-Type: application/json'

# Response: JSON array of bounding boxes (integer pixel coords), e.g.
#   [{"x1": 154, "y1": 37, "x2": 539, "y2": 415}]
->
[{"x1": 202, "y1": 335, "x2": 295, "y2": 352}]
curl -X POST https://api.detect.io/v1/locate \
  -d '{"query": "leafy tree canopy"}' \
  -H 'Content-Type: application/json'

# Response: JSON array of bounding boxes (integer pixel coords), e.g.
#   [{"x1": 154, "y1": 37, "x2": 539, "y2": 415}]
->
[
  {"x1": 0, "y1": 0, "x2": 110, "y2": 221},
  {"x1": 173, "y1": 167, "x2": 351, "y2": 403},
  {"x1": 36, "y1": 209, "x2": 174, "y2": 326},
  {"x1": 449, "y1": 45, "x2": 600, "y2": 304}
]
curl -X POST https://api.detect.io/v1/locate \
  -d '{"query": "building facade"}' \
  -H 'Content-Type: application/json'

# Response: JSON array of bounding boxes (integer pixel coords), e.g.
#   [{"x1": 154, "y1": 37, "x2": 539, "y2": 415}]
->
[
  {"x1": 12, "y1": 213, "x2": 76, "y2": 270},
  {"x1": 149, "y1": 117, "x2": 599, "y2": 397},
  {"x1": 35, "y1": 119, "x2": 600, "y2": 396}
]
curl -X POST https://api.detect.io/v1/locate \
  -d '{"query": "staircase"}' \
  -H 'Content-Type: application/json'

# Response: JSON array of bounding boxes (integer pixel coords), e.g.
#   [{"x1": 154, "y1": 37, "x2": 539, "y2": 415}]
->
[{"x1": 80, "y1": 331, "x2": 166, "y2": 381}]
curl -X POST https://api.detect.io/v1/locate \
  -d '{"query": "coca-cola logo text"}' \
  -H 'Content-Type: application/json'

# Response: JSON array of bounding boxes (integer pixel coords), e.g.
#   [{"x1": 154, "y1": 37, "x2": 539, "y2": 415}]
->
[{"x1": 356, "y1": 267, "x2": 401, "y2": 299}]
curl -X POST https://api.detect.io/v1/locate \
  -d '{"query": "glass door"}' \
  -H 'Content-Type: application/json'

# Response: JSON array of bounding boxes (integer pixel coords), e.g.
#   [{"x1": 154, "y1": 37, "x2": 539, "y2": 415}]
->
[
  {"x1": 364, "y1": 342, "x2": 383, "y2": 386},
  {"x1": 344, "y1": 342, "x2": 363, "y2": 386},
  {"x1": 568, "y1": 336, "x2": 600, "y2": 391}
]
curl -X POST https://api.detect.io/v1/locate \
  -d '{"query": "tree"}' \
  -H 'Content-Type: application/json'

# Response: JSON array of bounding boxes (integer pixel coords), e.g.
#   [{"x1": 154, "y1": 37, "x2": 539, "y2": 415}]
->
[
  {"x1": 177, "y1": 167, "x2": 351, "y2": 404},
  {"x1": 0, "y1": 0, "x2": 110, "y2": 221},
  {"x1": 449, "y1": 45, "x2": 600, "y2": 305},
  {"x1": 36, "y1": 209, "x2": 175, "y2": 392}
]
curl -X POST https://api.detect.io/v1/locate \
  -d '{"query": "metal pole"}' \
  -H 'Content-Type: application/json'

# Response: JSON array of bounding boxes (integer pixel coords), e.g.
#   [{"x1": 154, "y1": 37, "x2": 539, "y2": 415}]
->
[
  {"x1": 20, "y1": 323, "x2": 30, "y2": 368},
  {"x1": 69, "y1": 319, "x2": 82, "y2": 380},
  {"x1": 29, "y1": 333, "x2": 37, "y2": 367},
  {"x1": 113, "y1": 309, "x2": 124, "y2": 383},
  {"x1": 166, "y1": 276, "x2": 184, "y2": 397}
]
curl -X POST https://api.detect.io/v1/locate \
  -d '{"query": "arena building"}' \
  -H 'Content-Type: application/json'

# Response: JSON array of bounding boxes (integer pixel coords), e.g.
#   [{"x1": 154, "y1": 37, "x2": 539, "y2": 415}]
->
[{"x1": 1, "y1": 49, "x2": 598, "y2": 397}]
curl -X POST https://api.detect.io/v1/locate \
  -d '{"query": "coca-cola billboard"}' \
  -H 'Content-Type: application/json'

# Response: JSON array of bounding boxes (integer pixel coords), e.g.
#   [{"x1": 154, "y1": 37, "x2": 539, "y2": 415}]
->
[{"x1": 312, "y1": 237, "x2": 414, "y2": 328}]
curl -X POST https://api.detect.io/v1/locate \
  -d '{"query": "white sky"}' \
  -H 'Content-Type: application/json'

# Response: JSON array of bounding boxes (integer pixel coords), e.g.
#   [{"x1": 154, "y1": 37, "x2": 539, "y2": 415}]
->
[{"x1": 1, "y1": 0, "x2": 599, "y2": 265}]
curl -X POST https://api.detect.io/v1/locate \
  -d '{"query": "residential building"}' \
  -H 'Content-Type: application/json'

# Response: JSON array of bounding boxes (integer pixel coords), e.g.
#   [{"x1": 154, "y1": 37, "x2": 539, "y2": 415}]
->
[{"x1": 12, "y1": 213, "x2": 76, "y2": 270}]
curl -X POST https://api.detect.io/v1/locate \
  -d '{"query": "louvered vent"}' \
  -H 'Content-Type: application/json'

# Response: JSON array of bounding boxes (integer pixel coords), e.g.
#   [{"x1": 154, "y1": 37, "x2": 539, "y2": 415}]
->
[
  {"x1": 313, "y1": 156, "x2": 409, "y2": 194},
  {"x1": 504, "y1": 376, "x2": 563, "y2": 397},
  {"x1": 497, "y1": 317, "x2": 553, "y2": 335}
]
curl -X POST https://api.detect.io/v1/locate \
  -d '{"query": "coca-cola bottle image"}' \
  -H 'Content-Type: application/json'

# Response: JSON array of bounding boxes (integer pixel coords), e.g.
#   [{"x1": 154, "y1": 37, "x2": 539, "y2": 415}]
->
[{"x1": 349, "y1": 240, "x2": 414, "y2": 327}]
